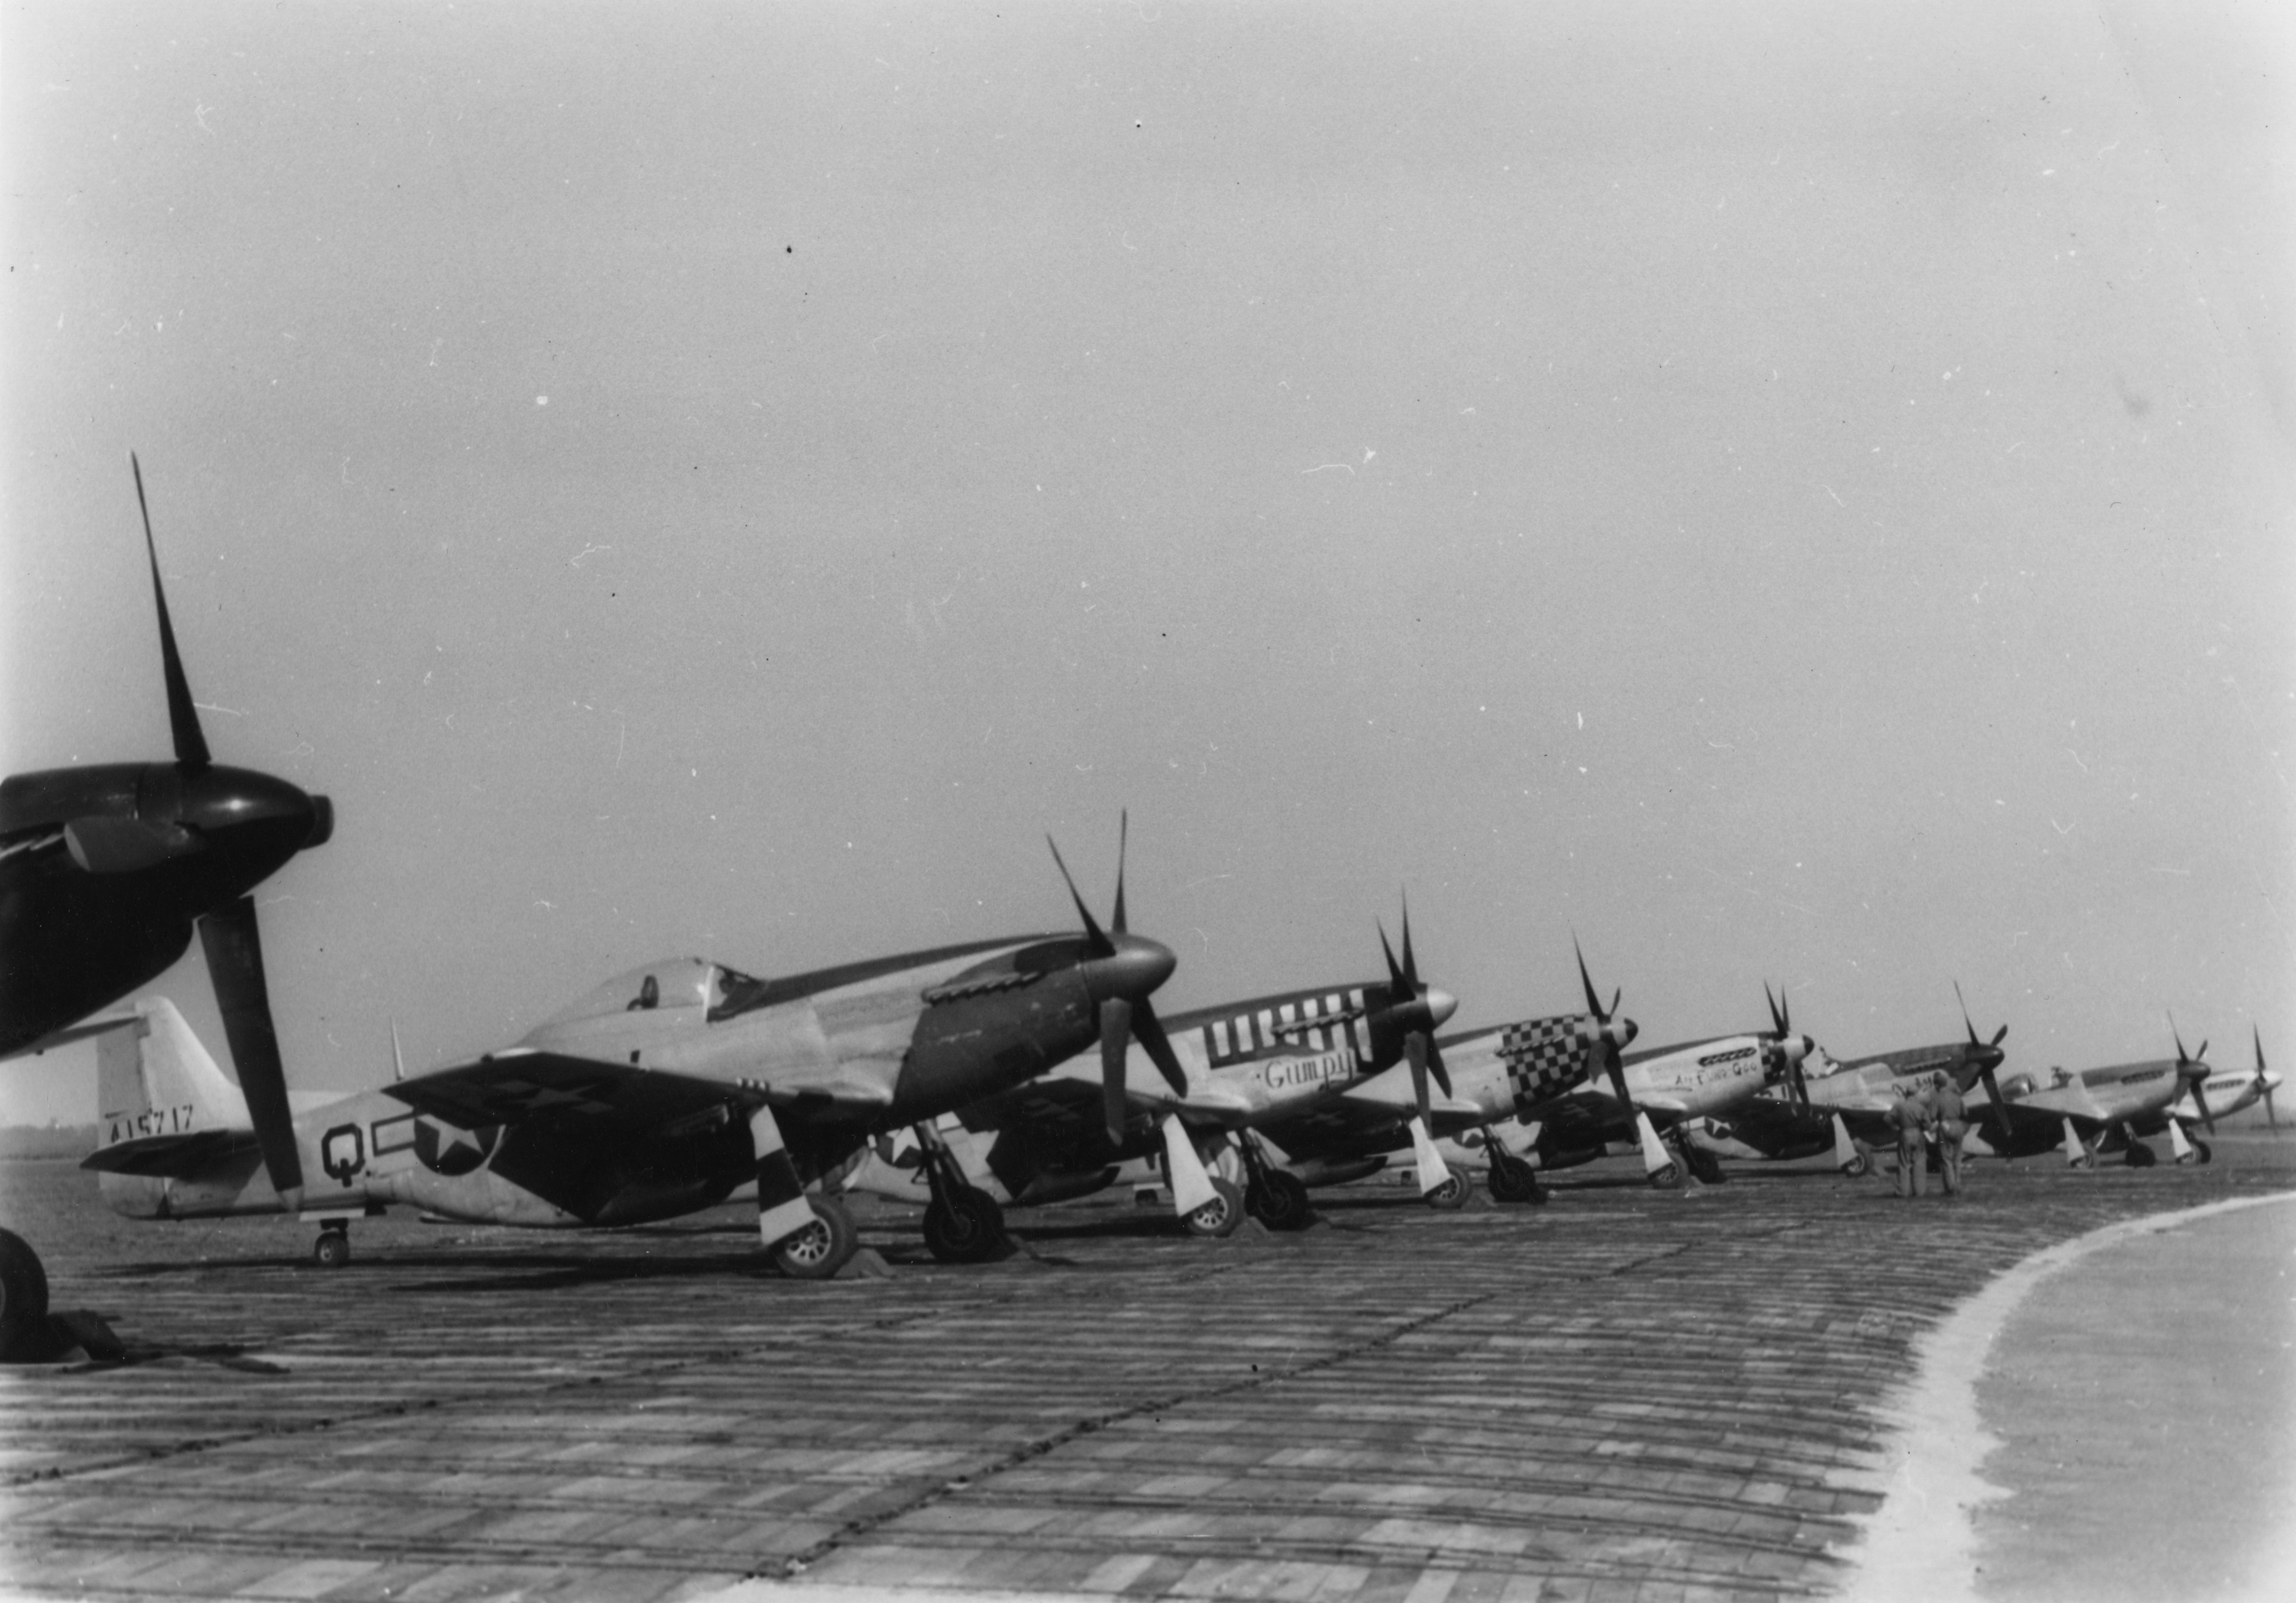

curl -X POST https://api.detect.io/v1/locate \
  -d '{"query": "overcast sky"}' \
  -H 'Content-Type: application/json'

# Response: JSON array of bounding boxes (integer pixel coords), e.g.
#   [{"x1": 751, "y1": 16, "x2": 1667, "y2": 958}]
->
[{"x1": 5, "y1": 1, "x2": 2291, "y2": 1125}]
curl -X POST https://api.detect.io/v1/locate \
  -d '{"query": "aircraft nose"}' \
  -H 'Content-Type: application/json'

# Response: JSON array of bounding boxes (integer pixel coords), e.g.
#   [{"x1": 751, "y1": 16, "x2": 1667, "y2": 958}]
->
[
  {"x1": 1087, "y1": 931, "x2": 1177, "y2": 1004},
  {"x1": 1980, "y1": 1045, "x2": 2006, "y2": 1074},
  {"x1": 179, "y1": 764, "x2": 326, "y2": 841},
  {"x1": 1424, "y1": 986, "x2": 1459, "y2": 1028},
  {"x1": 1616, "y1": 1015, "x2": 1640, "y2": 1047}
]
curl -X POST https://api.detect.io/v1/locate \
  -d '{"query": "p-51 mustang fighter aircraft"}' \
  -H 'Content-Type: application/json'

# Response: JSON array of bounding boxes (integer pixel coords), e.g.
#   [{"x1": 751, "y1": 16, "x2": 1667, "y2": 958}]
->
[
  {"x1": 2124, "y1": 1026, "x2": 2280, "y2": 1160},
  {"x1": 1959, "y1": 1019, "x2": 2217, "y2": 1168},
  {"x1": 86, "y1": 833, "x2": 1179, "y2": 1279},
  {"x1": 1684, "y1": 986, "x2": 2011, "y2": 1175},
  {"x1": 1242, "y1": 945, "x2": 1645, "y2": 1205},
  {"x1": 1380, "y1": 977, "x2": 1814, "y2": 1192},
  {"x1": 2, "y1": 456, "x2": 332, "y2": 1358},
  {"x1": 854, "y1": 909, "x2": 1460, "y2": 1247}
]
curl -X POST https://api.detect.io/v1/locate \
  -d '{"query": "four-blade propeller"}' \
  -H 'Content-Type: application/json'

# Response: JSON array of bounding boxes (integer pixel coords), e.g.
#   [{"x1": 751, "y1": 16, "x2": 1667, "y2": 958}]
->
[
  {"x1": 1764, "y1": 982, "x2": 1811, "y2": 1108},
  {"x1": 1576, "y1": 939, "x2": 1637, "y2": 1119},
  {"x1": 1955, "y1": 980, "x2": 2014, "y2": 1149},
  {"x1": 2255, "y1": 1027, "x2": 2278, "y2": 1132},
  {"x1": 1048, "y1": 812, "x2": 1188, "y2": 1144},
  {"x1": 2169, "y1": 1015, "x2": 2215, "y2": 1136},
  {"x1": 1380, "y1": 898, "x2": 1455, "y2": 1127}
]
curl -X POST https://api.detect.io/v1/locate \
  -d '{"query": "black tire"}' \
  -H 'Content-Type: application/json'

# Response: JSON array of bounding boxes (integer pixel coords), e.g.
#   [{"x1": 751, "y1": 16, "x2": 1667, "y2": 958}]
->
[
  {"x1": 1424, "y1": 1173, "x2": 1470, "y2": 1210},
  {"x1": 312, "y1": 1229, "x2": 351, "y2": 1270},
  {"x1": 1843, "y1": 1151, "x2": 1872, "y2": 1179},
  {"x1": 0, "y1": 1227, "x2": 50, "y2": 1362},
  {"x1": 922, "y1": 1185, "x2": 1006, "y2": 1264},
  {"x1": 774, "y1": 1195, "x2": 860, "y2": 1280},
  {"x1": 1685, "y1": 1144, "x2": 1727, "y2": 1185},
  {"x1": 1486, "y1": 1153, "x2": 1542, "y2": 1205},
  {"x1": 2125, "y1": 1142, "x2": 2157, "y2": 1169},
  {"x1": 1246, "y1": 1169, "x2": 1314, "y2": 1231},
  {"x1": 1648, "y1": 1161, "x2": 1683, "y2": 1190},
  {"x1": 2194, "y1": 1138, "x2": 2214, "y2": 1166},
  {"x1": 1183, "y1": 1177, "x2": 1247, "y2": 1238}
]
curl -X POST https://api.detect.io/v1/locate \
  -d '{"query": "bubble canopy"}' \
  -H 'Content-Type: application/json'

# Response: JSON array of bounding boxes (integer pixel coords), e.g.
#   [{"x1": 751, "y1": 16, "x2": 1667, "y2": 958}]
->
[{"x1": 536, "y1": 958, "x2": 742, "y2": 1027}]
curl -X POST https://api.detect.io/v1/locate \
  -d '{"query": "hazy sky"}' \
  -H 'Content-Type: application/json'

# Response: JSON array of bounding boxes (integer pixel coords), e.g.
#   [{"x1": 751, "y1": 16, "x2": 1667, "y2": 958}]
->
[{"x1": 5, "y1": 1, "x2": 2291, "y2": 1125}]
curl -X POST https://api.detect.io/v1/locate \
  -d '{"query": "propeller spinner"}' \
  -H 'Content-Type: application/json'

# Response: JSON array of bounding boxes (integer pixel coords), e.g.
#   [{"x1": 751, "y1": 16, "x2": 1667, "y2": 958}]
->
[{"x1": 1955, "y1": 980, "x2": 2014, "y2": 1149}]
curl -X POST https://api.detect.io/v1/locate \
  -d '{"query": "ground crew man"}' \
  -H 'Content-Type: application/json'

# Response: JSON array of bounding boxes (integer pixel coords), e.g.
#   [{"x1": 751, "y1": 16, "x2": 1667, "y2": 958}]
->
[
  {"x1": 1888, "y1": 1081, "x2": 1931, "y2": 1199},
  {"x1": 1930, "y1": 1069, "x2": 1968, "y2": 1197}
]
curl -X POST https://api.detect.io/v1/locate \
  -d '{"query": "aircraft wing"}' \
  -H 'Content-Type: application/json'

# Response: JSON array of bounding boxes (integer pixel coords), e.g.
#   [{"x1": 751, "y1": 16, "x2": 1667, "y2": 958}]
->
[{"x1": 386, "y1": 1047, "x2": 892, "y2": 1133}]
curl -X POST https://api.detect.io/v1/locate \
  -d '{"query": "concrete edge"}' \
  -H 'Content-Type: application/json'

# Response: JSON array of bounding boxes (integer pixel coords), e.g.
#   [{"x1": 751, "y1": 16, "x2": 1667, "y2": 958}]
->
[{"x1": 1832, "y1": 1189, "x2": 2296, "y2": 1602}]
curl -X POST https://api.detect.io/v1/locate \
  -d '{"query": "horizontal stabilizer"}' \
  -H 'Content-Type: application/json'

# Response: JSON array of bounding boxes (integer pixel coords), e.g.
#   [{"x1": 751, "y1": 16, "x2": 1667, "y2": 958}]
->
[{"x1": 83, "y1": 1128, "x2": 259, "y2": 1178}]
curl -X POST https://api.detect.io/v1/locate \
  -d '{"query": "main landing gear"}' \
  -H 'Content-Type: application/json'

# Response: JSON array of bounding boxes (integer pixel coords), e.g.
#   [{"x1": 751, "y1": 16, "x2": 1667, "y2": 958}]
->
[
  {"x1": 1236, "y1": 1136, "x2": 1314, "y2": 1231},
  {"x1": 772, "y1": 1195, "x2": 860, "y2": 1281},
  {"x1": 1483, "y1": 1145, "x2": 1548, "y2": 1206},
  {"x1": 1423, "y1": 1172, "x2": 1471, "y2": 1210},
  {"x1": 1183, "y1": 1177, "x2": 1249, "y2": 1238},
  {"x1": 912, "y1": 1124, "x2": 1008, "y2": 1263},
  {"x1": 313, "y1": 1226, "x2": 352, "y2": 1269}
]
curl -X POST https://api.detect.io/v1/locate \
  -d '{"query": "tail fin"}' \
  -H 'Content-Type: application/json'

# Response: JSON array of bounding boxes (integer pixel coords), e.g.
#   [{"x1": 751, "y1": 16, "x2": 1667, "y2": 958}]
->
[{"x1": 89, "y1": 998, "x2": 255, "y2": 1176}]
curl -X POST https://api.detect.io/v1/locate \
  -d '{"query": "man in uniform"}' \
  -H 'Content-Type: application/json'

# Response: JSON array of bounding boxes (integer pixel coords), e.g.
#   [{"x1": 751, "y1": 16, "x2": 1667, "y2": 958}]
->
[
  {"x1": 1888, "y1": 1080, "x2": 1931, "y2": 1199},
  {"x1": 1929, "y1": 1068, "x2": 1968, "y2": 1197}
]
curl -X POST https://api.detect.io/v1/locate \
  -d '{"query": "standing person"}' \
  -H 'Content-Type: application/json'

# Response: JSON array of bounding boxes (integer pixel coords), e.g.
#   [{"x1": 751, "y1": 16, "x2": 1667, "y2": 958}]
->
[
  {"x1": 1888, "y1": 1081, "x2": 1931, "y2": 1200},
  {"x1": 1930, "y1": 1069, "x2": 1968, "y2": 1197}
]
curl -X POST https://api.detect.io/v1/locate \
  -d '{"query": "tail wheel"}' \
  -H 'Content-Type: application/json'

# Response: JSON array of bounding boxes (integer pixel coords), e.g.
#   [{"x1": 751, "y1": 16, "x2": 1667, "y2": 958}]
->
[
  {"x1": 1648, "y1": 1161, "x2": 1683, "y2": 1190},
  {"x1": 0, "y1": 1228, "x2": 50, "y2": 1362},
  {"x1": 922, "y1": 1185, "x2": 1006, "y2": 1264},
  {"x1": 1183, "y1": 1177, "x2": 1247, "y2": 1238},
  {"x1": 1245, "y1": 1170, "x2": 1314, "y2": 1231},
  {"x1": 1424, "y1": 1174, "x2": 1470, "y2": 1210},
  {"x1": 774, "y1": 1195, "x2": 860, "y2": 1280},
  {"x1": 312, "y1": 1229, "x2": 352, "y2": 1270}
]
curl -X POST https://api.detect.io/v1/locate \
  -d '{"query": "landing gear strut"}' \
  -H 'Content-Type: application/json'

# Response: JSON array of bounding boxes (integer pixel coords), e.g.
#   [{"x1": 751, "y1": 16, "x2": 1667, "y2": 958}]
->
[
  {"x1": 913, "y1": 1124, "x2": 1007, "y2": 1263},
  {"x1": 1238, "y1": 1136, "x2": 1314, "y2": 1231}
]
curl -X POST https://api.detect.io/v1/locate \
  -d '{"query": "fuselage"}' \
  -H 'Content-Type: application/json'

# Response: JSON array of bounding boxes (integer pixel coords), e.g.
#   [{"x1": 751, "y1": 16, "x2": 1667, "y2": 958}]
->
[{"x1": 97, "y1": 933, "x2": 1168, "y2": 1229}]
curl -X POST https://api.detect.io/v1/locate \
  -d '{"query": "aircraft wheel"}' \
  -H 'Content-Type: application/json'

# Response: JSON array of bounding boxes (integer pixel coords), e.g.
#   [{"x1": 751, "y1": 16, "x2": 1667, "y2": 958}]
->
[
  {"x1": 2194, "y1": 1139, "x2": 2214, "y2": 1166},
  {"x1": 774, "y1": 1195, "x2": 859, "y2": 1280},
  {"x1": 1486, "y1": 1153, "x2": 1544, "y2": 1205},
  {"x1": 1843, "y1": 1149, "x2": 1872, "y2": 1180},
  {"x1": 1685, "y1": 1144, "x2": 1727, "y2": 1185},
  {"x1": 1183, "y1": 1177, "x2": 1247, "y2": 1238},
  {"x1": 1647, "y1": 1161, "x2": 1682, "y2": 1190},
  {"x1": 0, "y1": 1227, "x2": 51, "y2": 1361},
  {"x1": 312, "y1": 1229, "x2": 352, "y2": 1270},
  {"x1": 1246, "y1": 1170, "x2": 1314, "y2": 1231},
  {"x1": 922, "y1": 1186, "x2": 1006, "y2": 1263},
  {"x1": 2125, "y1": 1141, "x2": 2157, "y2": 1169},
  {"x1": 2073, "y1": 1151, "x2": 2096, "y2": 1170},
  {"x1": 1424, "y1": 1174, "x2": 1470, "y2": 1210}
]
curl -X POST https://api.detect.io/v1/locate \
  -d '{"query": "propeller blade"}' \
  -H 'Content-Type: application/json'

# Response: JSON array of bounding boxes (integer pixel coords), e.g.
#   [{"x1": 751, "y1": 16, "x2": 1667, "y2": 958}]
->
[
  {"x1": 2190, "y1": 1075, "x2": 2216, "y2": 1136},
  {"x1": 1110, "y1": 810, "x2": 1129, "y2": 936},
  {"x1": 1406, "y1": 1032, "x2": 1432, "y2": 1125},
  {"x1": 1046, "y1": 834, "x2": 1113, "y2": 958},
  {"x1": 1765, "y1": 981, "x2": 1786, "y2": 1038},
  {"x1": 1099, "y1": 997, "x2": 1133, "y2": 1144},
  {"x1": 197, "y1": 896, "x2": 302, "y2": 1210},
  {"x1": 1575, "y1": 938, "x2": 1605, "y2": 1020},
  {"x1": 1980, "y1": 1063, "x2": 2012, "y2": 1149},
  {"x1": 1788, "y1": 1050, "x2": 1810, "y2": 1108},
  {"x1": 1955, "y1": 979, "x2": 1980, "y2": 1047},
  {"x1": 1377, "y1": 920, "x2": 1406, "y2": 995},
  {"x1": 2168, "y1": 1013, "x2": 2191, "y2": 1065},
  {"x1": 1425, "y1": 1030, "x2": 1454, "y2": 1100},
  {"x1": 1399, "y1": 892, "x2": 1419, "y2": 993},
  {"x1": 132, "y1": 454, "x2": 212, "y2": 774},
  {"x1": 1131, "y1": 996, "x2": 1189, "y2": 1098}
]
